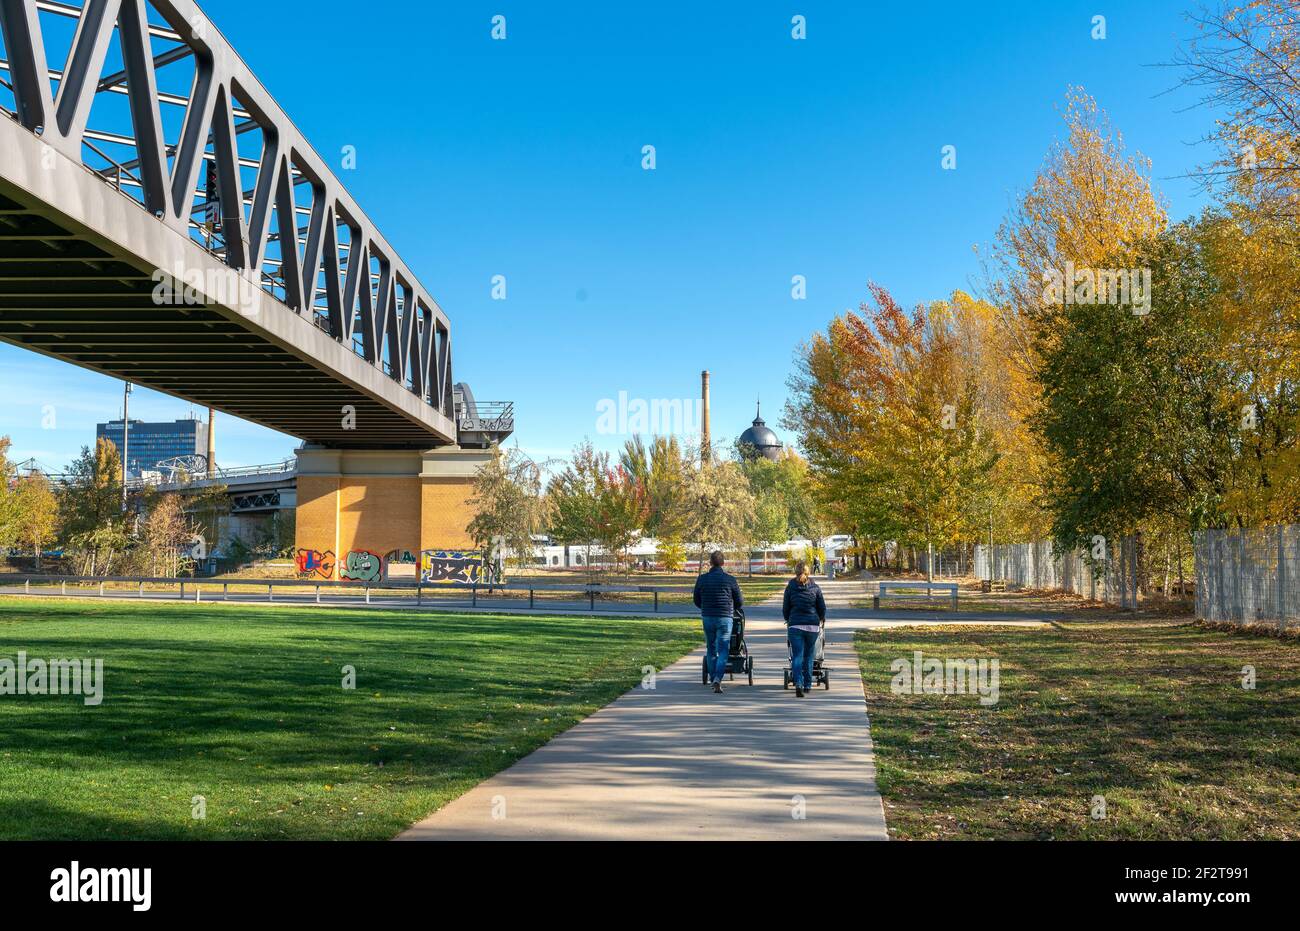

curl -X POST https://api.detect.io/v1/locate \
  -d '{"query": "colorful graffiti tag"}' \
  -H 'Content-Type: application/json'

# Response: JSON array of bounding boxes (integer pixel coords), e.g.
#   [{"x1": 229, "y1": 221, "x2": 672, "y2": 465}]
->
[
  {"x1": 339, "y1": 550, "x2": 383, "y2": 583},
  {"x1": 296, "y1": 548, "x2": 336, "y2": 579},
  {"x1": 381, "y1": 548, "x2": 419, "y2": 581},
  {"x1": 419, "y1": 550, "x2": 487, "y2": 585}
]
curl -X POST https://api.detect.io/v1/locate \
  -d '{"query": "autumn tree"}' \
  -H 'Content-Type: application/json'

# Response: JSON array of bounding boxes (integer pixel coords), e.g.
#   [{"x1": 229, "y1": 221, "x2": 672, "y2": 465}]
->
[
  {"x1": 748, "y1": 490, "x2": 789, "y2": 550},
  {"x1": 657, "y1": 538, "x2": 687, "y2": 572},
  {"x1": 0, "y1": 437, "x2": 15, "y2": 552},
  {"x1": 59, "y1": 439, "x2": 128, "y2": 576},
  {"x1": 1034, "y1": 223, "x2": 1216, "y2": 552},
  {"x1": 546, "y1": 442, "x2": 604, "y2": 568},
  {"x1": 467, "y1": 445, "x2": 549, "y2": 569},
  {"x1": 1172, "y1": 0, "x2": 1300, "y2": 511},
  {"x1": 140, "y1": 493, "x2": 197, "y2": 577},
  {"x1": 1176, "y1": 0, "x2": 1300, "y2": 221},
  {"x1": 12, "y1": 473, "x2": 58, "y2": 568},
  {"x1": 783, "y1": 286, "x2": 912, "y2": 559},
  {"x1": 738, "y1": 450, "x2": 821, "y2": 542},
  {"x1": 681, "y1": 461, "x2": 756, "y2": 567},
  {"x1": 547, "y1": 442, "x2": 649, "y2": 574},
  {"x1": 619, "y1": 435, "x2": 692, "y2": 543},
  {"x1": 185, "y1": 483, "x2": 229, "y2": 565},
  {"x1": 912, "y1": 290, "x2": 1045, "y2": 549},
  {"x1": 893, "y1": 301, "x2": 999, "y2": 575},
  {"x1": 984, "y1": 88, "x2": 1169, "y2": 539},
  {"x1": 595, "y1": 463, "x2": 649, "y2": 570},
  {"x1": 992, "y1": 88, "x2": 1167, "y2": 325},
  {"x1": 785, "y1": 285, "x2": 998, "y2": 574},
  {"x1": 1032, "y1": 200, "x2": 1300, "y2": 575}
]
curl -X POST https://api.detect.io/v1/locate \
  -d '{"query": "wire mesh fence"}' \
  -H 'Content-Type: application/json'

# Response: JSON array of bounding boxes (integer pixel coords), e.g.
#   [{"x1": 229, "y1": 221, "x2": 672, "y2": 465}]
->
[
  {"x1": 917, "y1": 549, "x2": 973, "y2": 578},
  {"x1": 972, "y1": 536, "x2": 1141, "y2": 608},
  {"x1": 1194, "y1": 525, "x2": 1298, "y2": 630}
]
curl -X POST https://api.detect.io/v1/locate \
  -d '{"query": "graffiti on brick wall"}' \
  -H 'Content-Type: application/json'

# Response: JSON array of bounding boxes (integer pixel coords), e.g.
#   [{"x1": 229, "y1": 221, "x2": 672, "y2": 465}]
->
[
  {"x1": 296, "y1": 548, "x2": 336, "y2": 579},
  {"x1": 339, "y1": 550, "x2": 383, "y2": 583},
  {"x1": 382, "y1": 548, "x2": 419, "y2": 581},
  {"x1": 420, "y1": 549, "x2": 487, "y2": 585}
]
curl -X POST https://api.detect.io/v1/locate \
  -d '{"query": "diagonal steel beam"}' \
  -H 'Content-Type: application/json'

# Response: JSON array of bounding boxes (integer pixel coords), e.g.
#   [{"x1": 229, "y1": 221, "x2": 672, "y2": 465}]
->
[
  {"x1": 0, "y1": 0, "x2": 54, "y2": 132},
  {"x1": 51, "y1": 0, "x2": 123, "y2": 144}
]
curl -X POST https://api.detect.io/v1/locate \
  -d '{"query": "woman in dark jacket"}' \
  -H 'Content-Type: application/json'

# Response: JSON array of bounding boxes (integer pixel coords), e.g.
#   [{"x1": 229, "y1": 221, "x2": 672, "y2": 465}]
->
[{"x1": 782, "y1": 561, "x2": 826, "y2": 697}]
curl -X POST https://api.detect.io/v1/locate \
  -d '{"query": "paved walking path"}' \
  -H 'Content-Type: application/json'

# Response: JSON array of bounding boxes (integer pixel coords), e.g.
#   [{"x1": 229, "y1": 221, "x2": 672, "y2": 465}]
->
[
  {"x1": 7, "y1": 574, "x2": 1046, "y2": 841},
  {"x1": 400, "y1": 581, "x2": 885, "y2": 840},
  {"x1": 400, "y1": 577, "x2": 1047, "y2": 841}
]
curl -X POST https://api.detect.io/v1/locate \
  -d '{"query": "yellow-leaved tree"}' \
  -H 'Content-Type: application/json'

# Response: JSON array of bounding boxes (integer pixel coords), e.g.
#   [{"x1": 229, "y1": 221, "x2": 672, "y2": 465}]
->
[{"x1": 987, "y1": 87, "x2": 1168, "y2": 542}]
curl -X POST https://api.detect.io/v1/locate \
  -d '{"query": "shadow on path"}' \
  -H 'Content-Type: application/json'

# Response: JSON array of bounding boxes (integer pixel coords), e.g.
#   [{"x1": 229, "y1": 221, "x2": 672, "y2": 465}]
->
[{"x1": 399, "y1": 583, "x2": 891, "y2": 840}]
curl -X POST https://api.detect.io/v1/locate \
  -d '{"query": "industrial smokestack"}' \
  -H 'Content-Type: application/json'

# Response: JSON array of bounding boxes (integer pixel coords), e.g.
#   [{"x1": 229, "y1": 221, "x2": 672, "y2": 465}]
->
[
  {"x1": 701, "y1": 370, "x2": 711, "y2": 464},
  {"x1": 206, "y1": 407, "x2": 216, "y2": 476}
]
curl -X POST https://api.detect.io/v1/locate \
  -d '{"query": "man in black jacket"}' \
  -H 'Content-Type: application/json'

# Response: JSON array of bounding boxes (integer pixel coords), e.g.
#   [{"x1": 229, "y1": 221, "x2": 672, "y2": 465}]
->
[{"x1": 693, "y1": 551, "x2": 744, "y2": 693}]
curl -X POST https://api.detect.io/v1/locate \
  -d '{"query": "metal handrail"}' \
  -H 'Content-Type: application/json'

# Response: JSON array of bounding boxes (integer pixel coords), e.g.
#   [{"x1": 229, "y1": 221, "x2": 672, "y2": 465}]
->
[
  {"x1": 0, "y1": 574, "x2": 692, "y2": 593},
  {"x1": 214, "y1": 460, "x2": 296, "y2": 479},
  {"x1": 1, "y1": 574, "x2": 695, "y2": 613},
  {"x1": 457, "y1": 400, "x2": 515, "y2": 431},
  {"x1": 125, "y1": 460, "x2": 296, "y2": 489},
  {"x1": 81, "y1": 138, "x2": 144, "y2": 194},
  {"x1": 461, "y1": 401, "x2": 514, "y2": 417}
]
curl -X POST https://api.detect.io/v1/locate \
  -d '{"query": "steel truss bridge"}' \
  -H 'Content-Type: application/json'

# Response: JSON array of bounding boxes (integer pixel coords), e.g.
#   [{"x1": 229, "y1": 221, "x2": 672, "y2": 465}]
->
[
  {"x1": 0, "y1": 0, "x2": 510, "y2": 448},
  {"x1": 15, "y1": 454, "x2": 295, "y2": 511}
]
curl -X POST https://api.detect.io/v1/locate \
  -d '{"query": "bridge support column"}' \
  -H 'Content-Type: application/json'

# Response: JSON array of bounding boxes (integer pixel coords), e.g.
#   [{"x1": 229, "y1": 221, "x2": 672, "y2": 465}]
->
[{"x1": 294, "y1": 446, "x2": 492, "y2": 581}]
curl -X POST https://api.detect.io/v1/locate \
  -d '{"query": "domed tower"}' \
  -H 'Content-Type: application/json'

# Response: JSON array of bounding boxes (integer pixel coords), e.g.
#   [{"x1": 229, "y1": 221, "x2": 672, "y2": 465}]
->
[{"x1": 738, "y1": 402, "x2": 783, "y2": 462}]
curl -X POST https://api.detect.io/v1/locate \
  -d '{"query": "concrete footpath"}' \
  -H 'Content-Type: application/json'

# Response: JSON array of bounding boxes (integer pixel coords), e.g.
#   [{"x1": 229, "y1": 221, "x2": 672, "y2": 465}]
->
[
  {"x1": 7, "y1": 574, "x2": 1043, "y2": 840},
  {"x1": 399, "y1": 580, "x2": 904, "y2": 840}
]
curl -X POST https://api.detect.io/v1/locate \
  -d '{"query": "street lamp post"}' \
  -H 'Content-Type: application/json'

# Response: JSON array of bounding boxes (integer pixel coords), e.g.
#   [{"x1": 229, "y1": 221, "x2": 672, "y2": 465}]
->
[{"x1": 120, "y1": 382, "x2": 132, "y2": 513}]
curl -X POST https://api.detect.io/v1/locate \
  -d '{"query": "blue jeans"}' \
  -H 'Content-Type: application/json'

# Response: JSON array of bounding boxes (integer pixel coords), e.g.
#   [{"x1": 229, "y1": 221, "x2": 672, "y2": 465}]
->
[
  {"x1": 702, "y1": 615, "x2": 733, "y2": 683},
  {"x1": 788, "y1": 627, "x2": 819, "y2": 689}
]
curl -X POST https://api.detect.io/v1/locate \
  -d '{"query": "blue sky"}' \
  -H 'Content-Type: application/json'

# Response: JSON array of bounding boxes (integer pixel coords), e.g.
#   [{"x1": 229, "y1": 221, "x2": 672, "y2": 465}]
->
[{"x1": 1, "y1": 0, "x2": 1218, "y2": 471}]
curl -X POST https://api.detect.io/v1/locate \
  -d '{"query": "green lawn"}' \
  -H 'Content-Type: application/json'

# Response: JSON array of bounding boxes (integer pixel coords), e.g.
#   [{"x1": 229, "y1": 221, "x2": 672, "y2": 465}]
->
[
  {"x1": 0, "y1": 597, "x2": 697, "y2": 840},
  {"x1": 507, "y1": 568, "x2": 790, "y2": 607},
  {"x1": 855, "y1": 620, "x2": 1300, "y2": 839}
]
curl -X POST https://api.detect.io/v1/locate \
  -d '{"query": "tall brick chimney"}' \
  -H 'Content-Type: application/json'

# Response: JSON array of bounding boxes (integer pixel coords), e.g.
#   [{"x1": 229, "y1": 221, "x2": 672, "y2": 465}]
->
[
  {"x1": 701, "y1": 370, "x2": 711, "y2": 464},
  {"x1": 206, "y1": 407, "x2": 216, "y2": 474}
]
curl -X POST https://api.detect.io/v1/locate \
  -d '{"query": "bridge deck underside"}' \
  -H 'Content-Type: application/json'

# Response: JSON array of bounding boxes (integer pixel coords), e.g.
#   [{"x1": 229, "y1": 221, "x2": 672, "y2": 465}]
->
[{"x1": 0, "y1": 187, "x2": 443, "y2": 448}]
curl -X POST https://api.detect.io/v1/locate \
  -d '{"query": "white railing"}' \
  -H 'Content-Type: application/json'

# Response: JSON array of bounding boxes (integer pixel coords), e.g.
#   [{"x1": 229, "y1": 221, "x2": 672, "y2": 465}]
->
[{"x1": 126, "y1": 460, "x2": 295, "y2": 488}]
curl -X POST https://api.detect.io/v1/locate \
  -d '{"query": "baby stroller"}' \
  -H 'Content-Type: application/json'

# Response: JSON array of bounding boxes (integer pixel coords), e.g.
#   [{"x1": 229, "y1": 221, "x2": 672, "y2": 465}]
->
[
  {"x1": 702, "y1": 606, "x2": 754, "y2": 686},
  {"x1": 783, "y1": 620, "x2": 829, "y2": 690}
]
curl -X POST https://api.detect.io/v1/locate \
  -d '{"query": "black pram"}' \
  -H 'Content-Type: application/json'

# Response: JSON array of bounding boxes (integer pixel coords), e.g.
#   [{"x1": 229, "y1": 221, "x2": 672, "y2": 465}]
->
[
  {"x1": 783, "y1": 620, "x2": 829, "y2": 690},
  {"x1": 701, "y1": 606, "x2": 754, "y2": 686}
]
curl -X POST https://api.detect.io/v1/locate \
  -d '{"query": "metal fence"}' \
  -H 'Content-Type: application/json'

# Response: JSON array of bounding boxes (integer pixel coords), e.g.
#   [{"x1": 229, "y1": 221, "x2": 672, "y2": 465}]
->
[
  {"x1": 973, "y1": 537, "x2": 1141, "y2": 608},
  {"x1": 917, "y1": 549, "x2": 971, "y2": 579},
  {"x1": 0, "y1": 574, "x2": 696, "y2": 615},
  {"x1": 1194, "y1": 525, "x2": 1298, "y2": 629}
]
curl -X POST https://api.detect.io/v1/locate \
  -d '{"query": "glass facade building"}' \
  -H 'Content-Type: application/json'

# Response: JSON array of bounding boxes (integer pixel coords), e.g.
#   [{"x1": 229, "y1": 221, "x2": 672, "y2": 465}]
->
[{"x1": 96, "y1": 418, "x2": 208, "y2": 477}]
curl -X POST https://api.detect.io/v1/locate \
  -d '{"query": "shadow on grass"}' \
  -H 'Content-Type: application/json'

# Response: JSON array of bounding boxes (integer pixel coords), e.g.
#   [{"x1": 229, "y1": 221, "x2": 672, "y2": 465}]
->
[
  {"x1": 855, "y1": 622, "x2": 1300, "y2": 839},
  {"x1": 0, "y1": 599, "x2": 699, "y2": 840}
]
